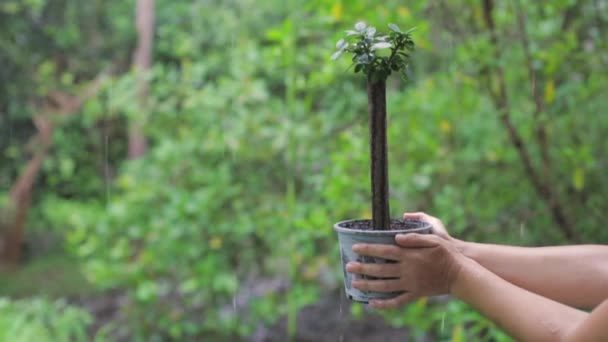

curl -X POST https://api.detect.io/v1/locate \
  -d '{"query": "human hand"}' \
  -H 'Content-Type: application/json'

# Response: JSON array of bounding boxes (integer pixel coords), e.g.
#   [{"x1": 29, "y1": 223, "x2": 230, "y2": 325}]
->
[
  {"x1": 403, "y1": 212, "x2": 451, "y2": 241},
  {"x1": 345, "y1": 233, "x2": 466, "y2": 309}
]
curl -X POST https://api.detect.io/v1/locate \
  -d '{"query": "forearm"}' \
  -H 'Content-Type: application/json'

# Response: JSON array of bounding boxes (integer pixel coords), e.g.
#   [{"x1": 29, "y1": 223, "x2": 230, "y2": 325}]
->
[
  {"x1": 452, "y1": 258, "x2": 589, "y2": 342},
  {"x1": 455, "y1": 240, "x2": 608, "y2": 308}
]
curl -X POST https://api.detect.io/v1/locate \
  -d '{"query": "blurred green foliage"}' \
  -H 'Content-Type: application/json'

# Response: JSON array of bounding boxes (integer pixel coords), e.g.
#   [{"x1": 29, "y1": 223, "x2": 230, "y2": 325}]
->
[
  {"x1": 1, "y1": 0, "x2": 607, "y2": 341},
  {"x1": 0, "y1": 253, "x2": 93, "y2": 298},
  {"x1": 0, "y1": 297, "x2": 91, "y2": 342}
]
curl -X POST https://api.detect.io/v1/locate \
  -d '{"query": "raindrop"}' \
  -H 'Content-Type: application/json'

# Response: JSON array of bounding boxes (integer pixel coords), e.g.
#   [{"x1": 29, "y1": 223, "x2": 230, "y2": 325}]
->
[
  {"x1": 232, "y1": 296, "x2": 237, "y2": 312},
  {"x1": 338, "y1": 288, "x2": 346, "y2": 342},
  {"x1": 104, "y1": 133, "x2": 110, "y2": 205}
]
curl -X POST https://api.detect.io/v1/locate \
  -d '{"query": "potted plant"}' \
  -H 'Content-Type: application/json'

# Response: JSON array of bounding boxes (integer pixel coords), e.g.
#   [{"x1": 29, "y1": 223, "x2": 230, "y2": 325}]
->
[{"x1": 331, "y1": 22, "x2": 432, "y2": 303}]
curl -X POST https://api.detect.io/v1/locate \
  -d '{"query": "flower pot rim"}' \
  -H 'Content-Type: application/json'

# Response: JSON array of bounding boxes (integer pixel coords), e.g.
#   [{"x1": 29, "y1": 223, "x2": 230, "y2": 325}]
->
[{"x1": 333, "y1": 218, "x2": 432, "y2": 235}]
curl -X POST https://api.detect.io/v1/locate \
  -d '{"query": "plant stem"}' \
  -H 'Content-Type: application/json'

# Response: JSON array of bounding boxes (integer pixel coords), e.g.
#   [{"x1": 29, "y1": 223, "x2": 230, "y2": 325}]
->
[{"x1": 367, "y1": 79, "x2": 390, "y2": 230}]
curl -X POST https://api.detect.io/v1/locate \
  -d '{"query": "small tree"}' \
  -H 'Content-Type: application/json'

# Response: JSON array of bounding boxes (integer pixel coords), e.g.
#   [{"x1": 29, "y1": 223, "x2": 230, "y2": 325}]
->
[{"x1": 332, "y1": 22, "x2": 415, "y2": 230}]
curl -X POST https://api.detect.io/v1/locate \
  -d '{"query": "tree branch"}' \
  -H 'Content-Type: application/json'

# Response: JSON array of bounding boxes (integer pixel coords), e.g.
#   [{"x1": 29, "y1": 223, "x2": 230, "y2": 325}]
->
[
  {"x1": 481, "y1": 0, "x2": 579, "y2": 242},
  {"x1": 514, "y1": 0, "x2": 551, "y2": 177}
]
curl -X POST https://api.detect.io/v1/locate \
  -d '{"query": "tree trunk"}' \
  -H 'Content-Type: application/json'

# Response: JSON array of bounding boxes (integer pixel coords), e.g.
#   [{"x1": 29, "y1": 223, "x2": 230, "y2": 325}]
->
[
  {"x1": 128, "y1": 0, "x2": 154, "y2": 159},
  {"x1": 367, "y1": 80, "x2": 390, "y2": 230},
  {"x1": 1, "y1": 77, "x2": 107, "y2": 265},
  {"x1": 1, "y1": 118, "x2": 53, "y2": 264}
]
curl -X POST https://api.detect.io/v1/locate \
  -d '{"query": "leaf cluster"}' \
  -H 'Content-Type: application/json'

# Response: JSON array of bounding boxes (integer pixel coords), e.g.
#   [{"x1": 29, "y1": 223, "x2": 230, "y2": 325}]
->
[{"x1": 332, "y1": 22, "x2": 416, "y2": 82}]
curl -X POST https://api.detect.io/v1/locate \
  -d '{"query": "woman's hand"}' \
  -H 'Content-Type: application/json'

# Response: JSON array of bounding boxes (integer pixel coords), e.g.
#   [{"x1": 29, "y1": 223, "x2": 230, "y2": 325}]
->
[
  {"x1": 345, "y1": 233, "x2": 467, "y2": 309},
  {"x1": 403, "y1": 212, "x2": 452, "y2": 241}
]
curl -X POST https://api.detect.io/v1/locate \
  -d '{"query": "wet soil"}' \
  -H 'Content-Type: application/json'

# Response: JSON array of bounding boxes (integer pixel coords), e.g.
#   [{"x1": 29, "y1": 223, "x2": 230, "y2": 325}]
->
[{"x1": 337, "y1": 219, "x2": 430, "y2": 231}]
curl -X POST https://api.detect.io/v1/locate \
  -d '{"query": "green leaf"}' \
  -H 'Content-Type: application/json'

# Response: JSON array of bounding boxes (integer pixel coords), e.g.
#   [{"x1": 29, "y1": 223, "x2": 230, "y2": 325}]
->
[
  {"x1": 572, "y1": 168, "x2": 585, "y2": 191},
  {"x1": 355, "y1": 21, "x2": 367, "y2": 32},
  {"x1": 388, "y1": 23, "x2": 402, "y2": 33},
  {"x1": 365, "y1": 26, "x2": 376, "y2": 38},
  {"x1": 371, "y1": 42, "x2": 392, "y2": 50},
  {"x1": 405, "y1": 26, "x2": 418, "y2": 34},
  {"x1": 330, "y1": 50, "x2": 343, "y2": 61}
]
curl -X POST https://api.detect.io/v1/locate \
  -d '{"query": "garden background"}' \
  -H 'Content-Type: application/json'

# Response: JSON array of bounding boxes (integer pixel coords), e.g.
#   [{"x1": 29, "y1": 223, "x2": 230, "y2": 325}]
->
[{"x1": 1, "y1": 0, "x2": 607, "y2": 341}]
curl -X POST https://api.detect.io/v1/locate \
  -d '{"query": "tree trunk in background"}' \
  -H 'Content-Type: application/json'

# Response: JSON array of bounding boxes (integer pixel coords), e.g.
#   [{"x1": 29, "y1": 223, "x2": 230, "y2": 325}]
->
[
  {"x1": 367, "y1": 80, "x2": 390, "y2": 230},
  {"x1": 1, "y1": 117, "x2": 53, "y2": 264},
  {"x1": 128, "y1": 0, "x2": 155, "y2": 159},
  {"x1": 1, "y1": 79, "x2": 106, "y2": 265}
]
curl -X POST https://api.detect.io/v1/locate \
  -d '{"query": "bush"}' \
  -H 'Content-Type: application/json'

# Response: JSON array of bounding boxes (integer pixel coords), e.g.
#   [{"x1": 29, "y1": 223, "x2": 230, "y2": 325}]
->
[{"x1": 0, "y1": 297, "x2": 91, "y2": 342}]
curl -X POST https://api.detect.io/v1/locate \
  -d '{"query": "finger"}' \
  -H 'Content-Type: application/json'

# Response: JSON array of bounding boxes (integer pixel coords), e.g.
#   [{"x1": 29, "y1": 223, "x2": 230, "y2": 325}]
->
[
  {"x1": 402, "y1": 212, "x2": 428, "y2": 221},
  {"x1": 346, "y1": 261, "x2": 401, "y2": 277},
  {"x1": 352, "y1": 243, "x2": 402, "y2": 260},
  {"x1": 352, "y1": 279, "x2": 403, "y2": 292},
  {"x1": 395, "y1": 233, "x2": 440, "y2": 248},
  {"x1": 369, "y1": 292, "x2": 418, "y2": 309}
]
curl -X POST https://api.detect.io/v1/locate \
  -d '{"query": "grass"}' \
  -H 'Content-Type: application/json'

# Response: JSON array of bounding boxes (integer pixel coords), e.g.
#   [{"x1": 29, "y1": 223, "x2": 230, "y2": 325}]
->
[{"x1": 0, "y1": 252, "x2": 96, "y2": 299}]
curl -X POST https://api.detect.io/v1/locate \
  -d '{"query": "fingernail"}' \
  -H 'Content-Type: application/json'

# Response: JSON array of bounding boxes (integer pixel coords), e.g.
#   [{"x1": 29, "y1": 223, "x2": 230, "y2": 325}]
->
[
  {"x1": 352, "y1": 244, "x2": 362, "y2": 252},
  {"x1": 345, "y1": 262, "x2": 356, "y2": 271}
]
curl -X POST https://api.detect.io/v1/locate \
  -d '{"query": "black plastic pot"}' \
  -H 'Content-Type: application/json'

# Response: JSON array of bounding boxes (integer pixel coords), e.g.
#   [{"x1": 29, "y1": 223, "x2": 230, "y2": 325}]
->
[{"x1": 334, "y1": 219, "x2": 432, "y2": 303}]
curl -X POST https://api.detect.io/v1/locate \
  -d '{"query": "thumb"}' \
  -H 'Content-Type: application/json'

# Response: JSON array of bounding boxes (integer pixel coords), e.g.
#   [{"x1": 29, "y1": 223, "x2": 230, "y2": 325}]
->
[{"x1": 395, "y1": 233, "x2": 439, "y2": 248}]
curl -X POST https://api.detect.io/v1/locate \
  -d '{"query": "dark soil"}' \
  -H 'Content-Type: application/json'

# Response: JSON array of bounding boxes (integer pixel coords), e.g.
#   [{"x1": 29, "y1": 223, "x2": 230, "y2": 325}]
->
[
  {"x1": 70, "y1": 275, "x2": 435, "y2": 342},
  {"x1": 249, "y1": 290, "x2": 432, "y2": 342},
  {"x1": 72, "y1": 289, "x2": 130, "y2": 341},
  {"x1": 77, "y1": 289, "x2": 432, "y2": 342},
  {"x1": 338, "y1": 219, "x2": 430, "y2": 231}
]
